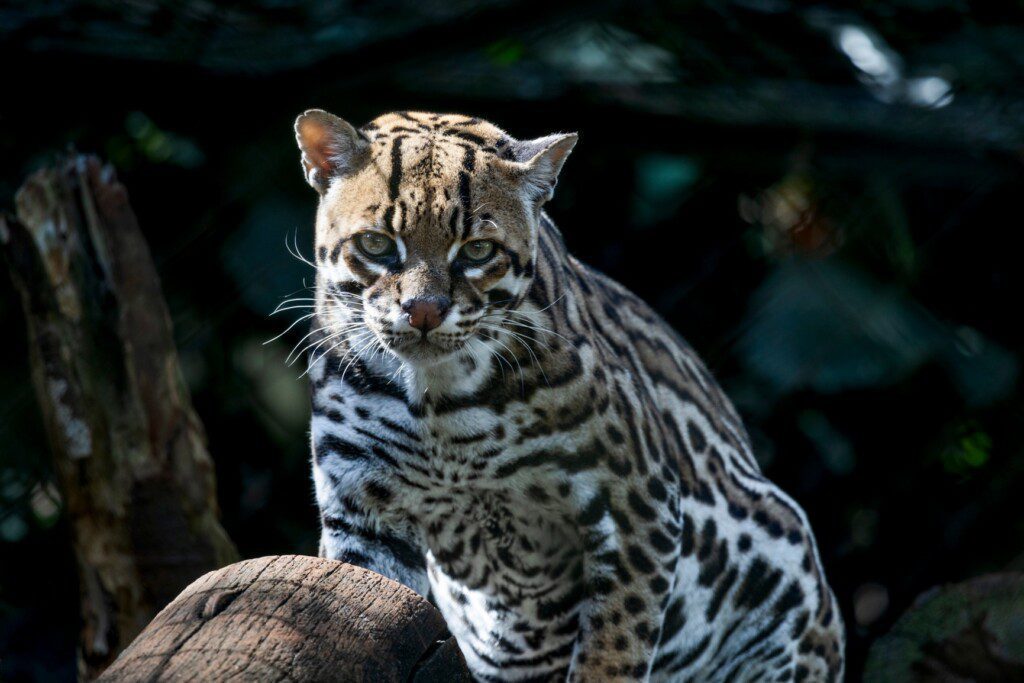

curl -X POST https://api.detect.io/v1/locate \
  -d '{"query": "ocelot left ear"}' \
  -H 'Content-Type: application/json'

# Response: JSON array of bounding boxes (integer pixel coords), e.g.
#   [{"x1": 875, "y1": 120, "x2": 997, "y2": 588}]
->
[
  {"x1": 294, "y1": 109, "x2": 370, "y2": 194},
  {"x1": 512, "y1": 133, "x2": 578, "y2": 204}
]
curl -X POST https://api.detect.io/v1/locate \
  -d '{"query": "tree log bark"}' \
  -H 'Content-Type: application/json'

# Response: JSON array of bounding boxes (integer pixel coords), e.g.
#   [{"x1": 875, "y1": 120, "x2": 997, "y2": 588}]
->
[
  {"x1": 0, "y1": 155, "x2": 238, "y2": 679},
  {"x1": 97, "y1": 556, "x2": 471, "y2": 682}
]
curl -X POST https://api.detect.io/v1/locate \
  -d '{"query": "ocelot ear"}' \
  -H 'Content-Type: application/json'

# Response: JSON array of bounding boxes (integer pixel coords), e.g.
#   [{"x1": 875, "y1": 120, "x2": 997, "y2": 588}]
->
[
  {"x1": 511, "y1": 133, "x2": 578, "y2": 204},
  {"x1": 294, "y1": 109, "x2": 370, "y2": 194}
]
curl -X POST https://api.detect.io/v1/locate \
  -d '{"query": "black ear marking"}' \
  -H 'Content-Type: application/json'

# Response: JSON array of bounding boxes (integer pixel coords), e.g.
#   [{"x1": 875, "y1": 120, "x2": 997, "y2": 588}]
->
[{"x1": 295, "y1": 109, "x2": 370, "y2": 194}]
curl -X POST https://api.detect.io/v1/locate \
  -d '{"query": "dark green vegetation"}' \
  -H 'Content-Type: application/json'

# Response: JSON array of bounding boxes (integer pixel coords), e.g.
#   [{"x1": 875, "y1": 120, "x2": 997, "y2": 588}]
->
[{"x1": 2, "y1": 1, "x2": 1023, "y2": 680}]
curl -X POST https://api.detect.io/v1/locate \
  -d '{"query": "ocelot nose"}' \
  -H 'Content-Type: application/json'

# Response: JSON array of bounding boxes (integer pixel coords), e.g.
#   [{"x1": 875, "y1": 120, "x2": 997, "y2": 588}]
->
[{"x1": 401, "y1": 296, "x2": 451, "y2": 332}]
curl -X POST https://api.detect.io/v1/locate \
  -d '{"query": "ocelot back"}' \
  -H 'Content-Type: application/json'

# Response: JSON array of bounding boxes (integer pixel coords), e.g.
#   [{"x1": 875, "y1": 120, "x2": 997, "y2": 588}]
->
[{"x1": 294, "y1": 109, "x2": 845, "y2": 682}]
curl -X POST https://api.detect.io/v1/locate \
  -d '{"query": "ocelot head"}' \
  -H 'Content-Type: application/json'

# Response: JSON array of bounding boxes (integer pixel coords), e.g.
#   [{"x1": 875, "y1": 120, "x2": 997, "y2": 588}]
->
[{"x1": 295, "y1": 110, "x2": 575, "y2": 362}]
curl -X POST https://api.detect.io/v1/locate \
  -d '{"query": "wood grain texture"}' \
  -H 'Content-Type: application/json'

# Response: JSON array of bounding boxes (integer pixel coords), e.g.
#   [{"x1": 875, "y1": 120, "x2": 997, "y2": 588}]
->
[{"x1": 98, "y1": 555, "x2": 471, "y2": 682}]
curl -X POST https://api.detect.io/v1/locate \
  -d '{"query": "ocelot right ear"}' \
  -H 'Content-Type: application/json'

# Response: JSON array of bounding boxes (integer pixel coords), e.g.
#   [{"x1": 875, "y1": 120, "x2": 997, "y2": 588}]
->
[
  {"x1": 294, "y1": 109, "x2": 370, "y2": 194},
  {"x1": 509, "y1": 133, "x2": 578, "y2": 204}
]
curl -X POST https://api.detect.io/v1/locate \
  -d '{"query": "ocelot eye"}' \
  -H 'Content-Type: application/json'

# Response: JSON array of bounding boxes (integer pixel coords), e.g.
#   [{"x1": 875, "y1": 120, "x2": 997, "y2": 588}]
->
[
  {"x1": 458, "y1": 240, "x2": 497, "y2": 264},
  {"x1": 354, "y1": 231, "x2": 396, "y2": 259}
]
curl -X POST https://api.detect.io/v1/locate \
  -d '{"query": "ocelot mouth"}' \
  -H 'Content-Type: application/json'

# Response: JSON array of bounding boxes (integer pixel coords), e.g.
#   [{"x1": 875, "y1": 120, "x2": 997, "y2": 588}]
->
[{"x1": 388, "y1": 332, "x2": 464, "y2": 362}]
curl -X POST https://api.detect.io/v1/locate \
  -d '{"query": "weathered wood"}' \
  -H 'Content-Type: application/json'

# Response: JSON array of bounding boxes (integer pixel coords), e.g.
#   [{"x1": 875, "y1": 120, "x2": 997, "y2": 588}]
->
[
  {"x1": 97, "y1": 556, "x2": 471, "y2": 682},
  {"x1": 0, "y1": 155, "x2": 238, "y2": 678}
]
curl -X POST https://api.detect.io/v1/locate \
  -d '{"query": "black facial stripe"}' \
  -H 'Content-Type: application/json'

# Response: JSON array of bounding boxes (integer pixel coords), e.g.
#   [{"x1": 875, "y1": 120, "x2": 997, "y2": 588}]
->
[
  {"x1": 327, "y1": 280, "x2": 365, "y2": 296},
  {"x1": 473, "y1": 255, "x2": 508, "y2": 280},
  {"x1": 342, "y1": 241, "x2": 396, "y2": 282},
  {"x1": 379, "y1": 135, "x2": 407, "y2": 233},
  {"x1": 487, "y1": 288, "x2": 515, "y2": 307},
  {"x1": 389, "y1": 136, "x2": 404, "y2": 200},
  {"x1": 327, "y1": 235, "x2": 362, "y2": 265},
  {"x1": 448, "y1": 130, "x2": 486, "y2": 146},
  {"x1": 505, "y1": 247, "x2": 526, "y2": 277},
  {"x1": 329, "y1": 241, "x2": 343, "y2": 263},
  {"x1": 396, "y1": 111, "x2": 416, "y2": 122},
  {"x1": 459, "y1": 147, "x2": 476, "y2": 241}
]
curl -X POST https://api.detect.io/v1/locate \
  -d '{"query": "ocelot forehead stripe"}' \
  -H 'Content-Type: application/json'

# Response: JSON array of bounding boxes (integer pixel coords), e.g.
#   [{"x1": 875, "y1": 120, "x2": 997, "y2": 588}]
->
[
  {"x1": 458, "y1": 146, "x2": 475, "y2": 241},
  {"x1": 388, "y1": 136, "x2": 404, "y2": 200}
]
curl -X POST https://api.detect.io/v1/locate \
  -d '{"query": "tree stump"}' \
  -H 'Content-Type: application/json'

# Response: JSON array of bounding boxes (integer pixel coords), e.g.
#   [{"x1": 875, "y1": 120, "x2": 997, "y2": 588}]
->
[
  {"x1": 97, "y1": 555, "x2": 471, "y2": 682},
  {"x1": 1, "y1": 155, "x2": 237, "y2": 677}
]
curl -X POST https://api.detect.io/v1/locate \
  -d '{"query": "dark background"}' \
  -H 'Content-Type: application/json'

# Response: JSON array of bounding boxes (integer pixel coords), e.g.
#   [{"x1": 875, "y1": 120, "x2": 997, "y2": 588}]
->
[{"x1": 2, "y1": 1, "x2": 1023, "y2": 680}]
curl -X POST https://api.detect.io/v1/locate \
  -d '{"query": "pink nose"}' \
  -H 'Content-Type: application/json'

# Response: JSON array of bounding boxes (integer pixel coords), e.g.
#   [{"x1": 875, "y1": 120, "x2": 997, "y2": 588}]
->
[{"x1": 401, "y1": 296, "x2": 451, "y2": 332}]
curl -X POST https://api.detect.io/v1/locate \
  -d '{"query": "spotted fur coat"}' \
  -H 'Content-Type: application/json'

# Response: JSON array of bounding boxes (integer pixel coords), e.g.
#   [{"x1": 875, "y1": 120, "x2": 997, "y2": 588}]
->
[{"x1": 294, "y1": 109, "x2": 845, "y2": 682}]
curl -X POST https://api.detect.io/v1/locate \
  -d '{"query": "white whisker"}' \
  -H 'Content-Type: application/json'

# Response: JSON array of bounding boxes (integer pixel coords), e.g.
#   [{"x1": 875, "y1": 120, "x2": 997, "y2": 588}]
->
[
  {"x1": 285, "y1": 230, "x2": 317, "y2": 270},
  {"x1": 264, "y1": 311, "x2": 318, "y2": 345}
]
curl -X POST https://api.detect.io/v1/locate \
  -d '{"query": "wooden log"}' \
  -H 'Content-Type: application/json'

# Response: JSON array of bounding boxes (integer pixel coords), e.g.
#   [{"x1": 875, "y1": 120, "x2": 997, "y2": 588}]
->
[
  {"x1": 97, "y1": 556, "x2": 471, "y2": 682},
  {"x1": 0, "y1": 155, "x2": 238, "y2": 678}
]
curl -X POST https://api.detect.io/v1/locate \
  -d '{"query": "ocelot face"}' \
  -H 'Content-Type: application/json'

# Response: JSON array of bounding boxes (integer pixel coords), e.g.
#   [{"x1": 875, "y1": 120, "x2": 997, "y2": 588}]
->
[{"x1": 296, "y1": 110, "x2": 575, "y2": 363}]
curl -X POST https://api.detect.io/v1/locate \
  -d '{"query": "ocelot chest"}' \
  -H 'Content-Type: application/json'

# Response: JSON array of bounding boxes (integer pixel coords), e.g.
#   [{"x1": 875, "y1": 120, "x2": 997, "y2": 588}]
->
[{"x1": 420, "y1": 487, "x2": 582, "y2": 598}]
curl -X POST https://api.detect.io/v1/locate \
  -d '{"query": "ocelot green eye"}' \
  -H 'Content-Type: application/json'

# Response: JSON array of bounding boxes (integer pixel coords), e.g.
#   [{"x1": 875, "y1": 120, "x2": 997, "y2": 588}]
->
[
  {"x1": 355, "y1": 232, "x2": 396, "y2": 259},
  {"x1": 458, "y1": 240, "x2": 497, "y2": 264}
]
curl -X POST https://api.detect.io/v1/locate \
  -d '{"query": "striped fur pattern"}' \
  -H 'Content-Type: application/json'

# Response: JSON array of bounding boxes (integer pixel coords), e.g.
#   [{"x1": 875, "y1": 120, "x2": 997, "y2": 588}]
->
[{"x1": 294, "y1": 109, "x2": 845, "y2": 682}]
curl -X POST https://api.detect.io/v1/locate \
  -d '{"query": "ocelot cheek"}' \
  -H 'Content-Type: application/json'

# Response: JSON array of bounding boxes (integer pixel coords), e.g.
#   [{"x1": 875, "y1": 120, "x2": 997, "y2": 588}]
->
[
  {"x1": 364, "y1": 284, "x2": 386, "y2": 306},
  {"x1": 356, "y1": 280, "x2": 385, "y2": 321},
  {"x1": 326, "y1": 280, "x2": 366, "y2": 298},
  {"x1": 464, "y1": 256, "x2": 510, "y2": 293},
  {"x1": 485, "y1": 285, "x2": 519, "y2": 308},
  {"x1": 449, "y1": 284, "x2": 486, "y2": 317},
  {"x1": 479, "y1": 264, "x2": 528, "y2": 309},
  {"x1": 362, "y1": 280, "x2": 398, "y2": 320}
]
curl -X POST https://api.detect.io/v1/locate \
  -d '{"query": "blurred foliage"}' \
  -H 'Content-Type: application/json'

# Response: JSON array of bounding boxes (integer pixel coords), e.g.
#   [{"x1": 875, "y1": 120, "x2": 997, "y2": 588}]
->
[
  {"x1": 2, "y1": 1, "x2": 1024, "y2": 680},
  {"x1": 864, "y1": 573, "x2": 1024, "y2": 681}
]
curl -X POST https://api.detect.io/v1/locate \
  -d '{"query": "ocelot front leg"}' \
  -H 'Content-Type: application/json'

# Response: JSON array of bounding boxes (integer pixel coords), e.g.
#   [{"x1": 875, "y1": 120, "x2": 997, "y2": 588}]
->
[
  {"x1": 312, "y1": 454, "x2": 428, "y2": 595},
  {"x1": 316, "y1": 494, "x2": 428, "y2": 596},
  {"x1": 568, "y1": 486, "x2": 681, "y2": 682}
]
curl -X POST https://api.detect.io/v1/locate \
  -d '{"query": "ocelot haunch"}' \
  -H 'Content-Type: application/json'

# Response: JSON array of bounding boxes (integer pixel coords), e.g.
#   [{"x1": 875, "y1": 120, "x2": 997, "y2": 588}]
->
[{"x1": 293, "y1": 108, "x2": 845, "y2": 682}]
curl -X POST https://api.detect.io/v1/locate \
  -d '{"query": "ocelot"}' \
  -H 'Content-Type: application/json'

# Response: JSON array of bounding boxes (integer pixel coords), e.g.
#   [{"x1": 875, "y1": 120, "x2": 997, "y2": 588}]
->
[{"x1": 294, "y1": 109, "x2": 845, "y2": 682}]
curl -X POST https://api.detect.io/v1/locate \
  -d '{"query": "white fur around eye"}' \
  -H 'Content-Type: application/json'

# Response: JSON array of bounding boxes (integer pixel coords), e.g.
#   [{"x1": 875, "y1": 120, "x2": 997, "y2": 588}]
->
[
  {"x1": 362, "y1": 260, "x2": 389, "y2": 276},
  {"x1": 447, "y1": 241, "x2": 461, "y2": 263}
]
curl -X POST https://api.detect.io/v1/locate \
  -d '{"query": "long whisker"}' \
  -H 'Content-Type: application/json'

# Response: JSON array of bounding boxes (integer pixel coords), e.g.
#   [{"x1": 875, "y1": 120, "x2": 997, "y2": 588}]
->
[
  {"x1": 480, "y1": 332, "x2": 523, "y2": 391},
  {"x1": 304, "y1": 327, "x2": 373, "y2": 378},
  {"x1": 472, "y1": 338, "x2": 509, "y2": 384},
  {"x1": 286, "y1": 230, "x2": 317, "y2": 270},
  {"x1": 264, "y1": 311, "x2": 318, "y2": 345},
  {"x1": 271, "y1": 304, "x2": 317, "y2": 316},
  {"x1": 286, "y1": 322, "x2": 343, "y2": 360},
  {"x1": 499, "y1": 327, "x2": 553, "y2": 389},
  {"x1": 480, "y1": 326, "x2": 548, "y2": 392},
  {"x1": 340, "y1": 332, "x2": 380, "y2": 383},
  {"x1": 480, "y1": 323, "x2": 550, "y2": 366},
  {"x1": 497, "y1": 293, "x2": 566, "y2": 317},
  {"x1": 479, "y1": 320, "x2": 558, "y2": 350},
  {"x1": 479, "y1": 314, "x2": 571, "y2": 346},
  {"x1": 287, "y1": 318, "x2": 368, "y2": 366},
  {"x1": 292, "y1": 329, "x2": 348, "y2": 368}
]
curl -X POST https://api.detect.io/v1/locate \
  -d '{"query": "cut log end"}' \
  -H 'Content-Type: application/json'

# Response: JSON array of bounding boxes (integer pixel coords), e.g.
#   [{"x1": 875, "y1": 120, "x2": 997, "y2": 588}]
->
[{"x1": 97, "y1": 555, "x2": 471, "y2": 682}]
